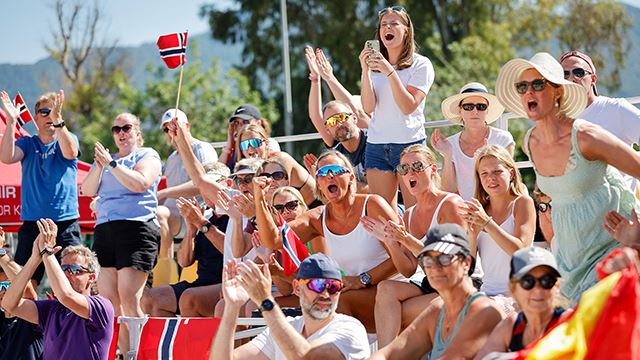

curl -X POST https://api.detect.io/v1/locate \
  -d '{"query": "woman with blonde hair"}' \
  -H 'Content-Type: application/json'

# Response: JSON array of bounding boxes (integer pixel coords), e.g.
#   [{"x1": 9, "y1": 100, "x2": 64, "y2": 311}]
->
[
  {"x1": 461, "y1": 145, "x2": 536, "y2": 303},
  {"x1": 359, "y1": 6, "x2": 435, "y2": 209}
]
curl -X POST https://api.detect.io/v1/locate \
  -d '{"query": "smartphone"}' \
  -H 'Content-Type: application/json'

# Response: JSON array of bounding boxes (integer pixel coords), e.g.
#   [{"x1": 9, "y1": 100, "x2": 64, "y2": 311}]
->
[{"x1": 366, "y1": 40, "x2": 380, "y2": 52}]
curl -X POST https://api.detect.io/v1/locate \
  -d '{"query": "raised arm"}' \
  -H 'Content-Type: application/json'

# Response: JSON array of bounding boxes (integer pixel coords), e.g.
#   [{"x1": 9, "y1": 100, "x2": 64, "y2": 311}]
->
[
  {"x1": 579, "y1": 121, "x2": 640, "y2": 179},
  {"x1": 0, "y1": 91, "x2": 24, "y2": 164},
  {"x1": 0, "y1": 227, "x2": 37, "y2": 300},
  {"x1": 50, "y1": 90, "x2": 78, "y2": 160},
  {"x1": 359, "y1": 44, "x2": 376, "y2": 114},
  {"x1": 431, "y1": 129, "x2": 457, "y2": 193},
  {"x1": 305, "y1": 46, "x2": 335, "y2": 147}
]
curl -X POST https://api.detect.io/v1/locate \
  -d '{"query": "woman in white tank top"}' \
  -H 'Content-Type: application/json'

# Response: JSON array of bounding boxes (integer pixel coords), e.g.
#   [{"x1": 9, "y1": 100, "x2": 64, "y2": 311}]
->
[
  {"x1": 361, "y1": 144, "x2": 467, "y2": 347},
  {"x1": 460, "y1": 145, "x2": 536, "y2": 307},
  {"x1": 254, "y1": 150, "x2": 401, "y2": 333}
]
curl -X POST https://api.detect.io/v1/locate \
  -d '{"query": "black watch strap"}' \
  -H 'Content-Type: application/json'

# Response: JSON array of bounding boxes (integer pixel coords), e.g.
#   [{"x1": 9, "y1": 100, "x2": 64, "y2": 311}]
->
[
  {"x1": 39, "y1": 246, "x2": 54, "y2": 257},
  {"x1": 259, "y1": 298, "x2": 275, "y2": 312},
  {"x1": 108, "y1": 160, "x2": 117, "y2": 169},
  {"x1": 52, "y1": 121, "x2": 65, "y2": 128}
]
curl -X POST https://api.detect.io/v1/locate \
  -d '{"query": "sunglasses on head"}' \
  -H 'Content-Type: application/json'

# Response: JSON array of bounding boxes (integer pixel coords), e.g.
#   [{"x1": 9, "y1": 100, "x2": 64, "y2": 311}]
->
[
  {"x1": 564, "y1": 68, "x2": 592, "y2": 79},
  {"x1": 239, "y1": 138, "x2": 264, "y2": 151},
  {"x1": 537, "y1": 201, "x2": 551, "y2": 213},
  {"x1": 259, "y1": 171, "x2": 288, "y2": 181},
  {"x1": 418, "y1": 253, "x2": 460, "y2": 268},
  {"x1": 300, "y1": 278, "x2": 344, "y2": 295},
  {"x1": 316, "y1": 164, "x2": 350, "y2": 177},
  {"x1": 111, "y1": 124, "x2": 134, "y2": 134},
  {"x1": 273, "y1": 200, "x2": 299, "y2": 213},
  {"x1": 396, "y1": 160, "x2": 426, "y2": 176},
  {"x1": 460, "y1": 103, "x2": 488, "y2": 112},
  {"x1": 37, "y1": 108, "x2": 52, "y2": 117},
  {"x1": 233, "y1": 174, "x2": 255, "y2": 186},
  {"x1": 514, "y1": 79, "x2": 555, "y2": 95},
  {"x1": 517, "y1": 273, "x2": 558, "y2": 290},
  {"x1": 61, "y1": 264, "x2": 90, "y2": 276},
  {"x1": 325, "y1": 112, "x2": 351, "y2": 128},
  {"x1": 0, "y1": 281, "x2": 10, "y2": 292},
  {"x1": 378, "y1": 5, "x2": 407, "y2": 17}
]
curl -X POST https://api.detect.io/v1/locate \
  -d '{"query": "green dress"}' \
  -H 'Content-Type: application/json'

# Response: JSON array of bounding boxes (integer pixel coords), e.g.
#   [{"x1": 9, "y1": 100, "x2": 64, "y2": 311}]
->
[{"x1": 524, "y1": 119, "x2": 637, "y2": 303}]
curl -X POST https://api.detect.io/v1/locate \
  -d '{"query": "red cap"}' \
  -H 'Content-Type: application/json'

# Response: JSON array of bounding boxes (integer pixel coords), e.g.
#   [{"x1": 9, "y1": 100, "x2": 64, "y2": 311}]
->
[{"x1": 559, "y1": 50, "x2": 598, "y2": 96}]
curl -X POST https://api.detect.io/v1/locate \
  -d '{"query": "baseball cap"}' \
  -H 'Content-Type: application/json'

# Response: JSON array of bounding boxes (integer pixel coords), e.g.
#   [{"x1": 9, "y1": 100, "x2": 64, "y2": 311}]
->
[
  {"x1": 510, "y1": 247, "x2": 561, "y2": 280},
  {"x1": 419, "y1": 224, "x2": 471, "y2": 258},
  {"x1": 231, "y1": 158, "x2": 263, "y2": 177},
  {"x1": 203, "y1": 162, "x2": 231, "y2": 181},
  {"x1": 230, "y1": 104, "x2": 262, "y2": 122},
  {"x1": 297, "y1": 253, "x2": 342, "y2": 281},
  {"x1": 160, "y1": 108, "x2": 188, "y2": 127},
  {"x1": 559, "y1": 50, "x2": 598, "y2": 96}
]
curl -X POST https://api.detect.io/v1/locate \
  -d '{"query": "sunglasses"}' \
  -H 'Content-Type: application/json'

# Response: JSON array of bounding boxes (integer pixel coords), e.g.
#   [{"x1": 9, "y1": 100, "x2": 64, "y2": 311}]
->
[
  {"x1": 0, "y1": 281, "x2": 10, "y2": 292},
  {"x1": 299, "y1": 278, "x2": 344, "y2": 295},
  {"x1": 316, "y1": 164, "x2": 350, "y2": 177},
  {"x1": 396, "y1": 160, "x2": 426, "y2": 176},
  {"x1": 564, "y1": 68, "x2": 592, "y2": 79},
  {"x1": 273, "y1": 200, "x2": 299, "y2": 213},
  {"x1": 111, "y1": 124, "x2": 134, "y2": 134},
  {"x1": 233, "y1": 174, "x2": 255, "y2": 186},
  {"x1": 418, "y1": 253, "x2": 459, "y2": 268},
  {"x1": 259, "y1": 171, "x2": 288, "y2": 181},
  {"x1": 460, "y1": 103, "x2": 488, "y2": 112},
  {"x1": 517, "y1": 273, "x2": 558, "y2": 290},
  {"x1": 378, "y1": 5, "x2": 407, "y2": 16},
  {"x1": 239, "y1": 138, "x2": 264, "y2": 151},
  {"x1": 37, "y1": 108, "x2": 52, "y2": 117},
  {"x1": 514, "y1": 79, "x2": 554, "y2": 94},
  {"x1": 325, "y1": 112, "x2": 351, "y2": 127},
  {"x1": 61, "y1": 264, "x2": 91, "y2": 276},
  {"x1": 537, "y1": 201, "x2": 551, "y2": 213}
]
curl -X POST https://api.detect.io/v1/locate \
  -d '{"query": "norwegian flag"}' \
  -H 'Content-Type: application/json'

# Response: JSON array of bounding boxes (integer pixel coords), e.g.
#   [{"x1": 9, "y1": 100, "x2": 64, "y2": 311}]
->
[
  {"x1": 13, "y1": 93, "x2": 33, "y2": 127},
  {"x1": 156, "y1": 32, "x2": 188, "y2": 69},
  {"x1": 277, "y1": 213, "x2": 310, "y2": 276},
  {"x1": 137, "y1": 317, "x2": 221, "y2": 360}
]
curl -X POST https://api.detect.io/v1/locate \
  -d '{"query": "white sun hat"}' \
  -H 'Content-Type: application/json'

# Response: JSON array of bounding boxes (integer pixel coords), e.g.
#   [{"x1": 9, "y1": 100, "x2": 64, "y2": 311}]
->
[
  {"x1": 495, "y1": 52, "x2": 587, "y2": 119},
  {"x1": 441, "y1": 82, "x2": 505, "y2": 125}
]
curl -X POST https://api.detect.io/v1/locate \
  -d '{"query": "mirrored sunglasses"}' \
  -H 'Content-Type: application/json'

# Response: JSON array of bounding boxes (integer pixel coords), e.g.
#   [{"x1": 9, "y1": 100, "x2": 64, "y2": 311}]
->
[
  {"x1": 537, "y1": 201, "x2": 551, "y2": 213},
  {"x1": 239, "y1": 138, "x2": 264, "y2": 151},
  {"x1": 273, "y1": 200, "x2": 299, "y2": 213},
  {"x1": 514, "y1": 79, "x2": 551, "y2": 94},
  {"x1": 111, "y1": 124, "x2": 134, "y2": 134},
  {"x1": 563, "y1": 67, "x2": 591, "y2": 79},
  {"x1": 233, "y1": 174, "x2": 255, "y2": 186},
  {"x1": 460, "y1": 103, "x2": 488, "y2": 112},
  {"x1": 325, "y1": 112, "x2": 351, "y2": 127},
  {"x1": 300, "y1": 278, "x2": 343, "y2": 295},
  {"x1": 37, "y1": 108, "x2": 52, "y2": 117},
  {"x1": 0, "y1": 281, "x2": 10, "y2": 292},
  {"x1": 396, "y1": 160, "x2": 426, "y2": 176},
  {"x1": 316, "y1": 164, "x2": 350, "y2": 177},
  {"x1": 517, "y1": 273, "x2": 558, "y2": 290},
  {"x1": 259, "y1": 171, "x2": 288, "y2": 181},
  {"x1": 378, "y1": 5, "x2": 407, "y2": 17},
  {"x1": 418, "y1": 253, "x2": 459, "y2": 268},
  {"x1": 61, "y1": 264, "x2": 90, "y2": 275}
]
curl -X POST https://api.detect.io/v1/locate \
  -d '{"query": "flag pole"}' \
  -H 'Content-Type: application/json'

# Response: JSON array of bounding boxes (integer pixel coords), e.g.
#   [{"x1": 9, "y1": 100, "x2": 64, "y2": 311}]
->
[{"x1": 173, "y1": 30, "x2": 188, "y2": 114}]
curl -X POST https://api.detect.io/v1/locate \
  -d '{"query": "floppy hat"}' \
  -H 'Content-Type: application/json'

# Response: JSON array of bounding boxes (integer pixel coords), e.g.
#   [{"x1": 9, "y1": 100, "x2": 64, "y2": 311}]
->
[
  {"x1": 510, "y1": 247, "x2": 561, "y2": 280},
  {"x1": 297, "y1": 253, "x2": 342, "y2": 281},
  {"x1": 559, "y1": 50, "x2": 598, "y2": 96},
  {"x1": 160, "y1": 108, "x2": 188, "y2": 127},
  {"x1": 495, "y1": 52, "x2": 587, "y2": 119},
  {"x1": 441, "y1": 82, "x2": 505, "y2": 125}
]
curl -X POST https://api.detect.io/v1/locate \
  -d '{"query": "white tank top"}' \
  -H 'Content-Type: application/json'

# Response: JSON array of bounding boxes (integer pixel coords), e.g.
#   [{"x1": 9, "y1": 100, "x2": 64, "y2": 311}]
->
[
  {"x1": 477, "y1": 201, "x2": 516, "y2": 296},
  {"x1": 322, "y1": 196, "x2": 390, "y2": 276}
]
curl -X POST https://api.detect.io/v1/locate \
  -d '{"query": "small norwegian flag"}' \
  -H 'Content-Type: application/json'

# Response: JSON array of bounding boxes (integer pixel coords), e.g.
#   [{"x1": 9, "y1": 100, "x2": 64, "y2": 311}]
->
[
  {"x1": 156, "y1": 32, "x2": 188, "y2": 69},
  {"x1": 277, "y1": 213, "x2": 310, "y2": 276},
  {"x1": 14, "y1": 93, "x2": 33, "y2": 127}
]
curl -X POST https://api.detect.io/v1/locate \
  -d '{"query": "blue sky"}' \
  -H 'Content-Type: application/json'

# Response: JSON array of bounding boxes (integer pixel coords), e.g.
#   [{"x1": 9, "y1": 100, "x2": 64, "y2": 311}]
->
[{"x1": 2, "y1": 0, "x2": 639, "y2": 64}]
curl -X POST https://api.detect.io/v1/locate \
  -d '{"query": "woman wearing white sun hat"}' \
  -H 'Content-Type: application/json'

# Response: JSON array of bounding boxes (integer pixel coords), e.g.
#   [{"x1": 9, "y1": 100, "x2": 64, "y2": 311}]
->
[
  {"x1": 431, "y1": 82, "x2": 514, "y2": 201},
  {"x1": 495, "y1": 52, "x2": 640, "y2": 303}
]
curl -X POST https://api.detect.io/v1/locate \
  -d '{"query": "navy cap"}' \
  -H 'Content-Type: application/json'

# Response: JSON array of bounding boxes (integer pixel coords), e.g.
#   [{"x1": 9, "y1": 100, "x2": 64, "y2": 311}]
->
[
  {"x1": 297, "y1": 253, "x2": 342, "y2": 281},
  {"x1": 230, "y1": 104, "x2": 262, "y2": 122}
]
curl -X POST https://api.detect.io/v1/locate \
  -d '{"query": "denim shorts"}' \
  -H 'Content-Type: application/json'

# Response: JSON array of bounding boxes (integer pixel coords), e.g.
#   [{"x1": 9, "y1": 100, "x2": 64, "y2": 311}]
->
[{"x1": 364, "y1": 139, "x2": 425, "y2": 172}]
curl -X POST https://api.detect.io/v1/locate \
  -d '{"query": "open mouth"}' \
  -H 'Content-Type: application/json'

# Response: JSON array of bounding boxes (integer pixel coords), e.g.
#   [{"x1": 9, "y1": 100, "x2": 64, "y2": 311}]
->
[
  {"x1": 327, "y1": 184, "x2": 339, "y2": 193},
  {"x1": 527, "y1": 99, "x2": 538, "y2": 112},
  {"x1": 384, "y1": 33, "x2": 395, "y2": 41},
  {"x1": 409, "y1": 179, "x2": 417, "y2": 188}
]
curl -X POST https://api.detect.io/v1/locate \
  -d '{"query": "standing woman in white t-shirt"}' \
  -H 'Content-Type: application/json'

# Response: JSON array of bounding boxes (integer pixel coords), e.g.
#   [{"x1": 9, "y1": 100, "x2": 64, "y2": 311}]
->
[
  {"x1": 431, "y1": 82, "x2": 515, "y2": 200},
  {"x1": 360, "y1": 6, "x2": 435, "y2": 209}
]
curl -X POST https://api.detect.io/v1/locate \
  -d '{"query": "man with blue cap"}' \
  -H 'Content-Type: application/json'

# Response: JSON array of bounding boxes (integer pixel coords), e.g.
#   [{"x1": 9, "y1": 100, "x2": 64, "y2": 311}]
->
[{"x1": 211, "y1": 253, "x2": 370, "y2": 359}]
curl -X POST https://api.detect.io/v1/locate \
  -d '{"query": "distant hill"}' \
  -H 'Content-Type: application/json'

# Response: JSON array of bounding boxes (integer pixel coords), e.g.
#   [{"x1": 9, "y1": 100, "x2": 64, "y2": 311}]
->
[{"x1": 0, "y1": 32, "x2": 243, "y2": 107}]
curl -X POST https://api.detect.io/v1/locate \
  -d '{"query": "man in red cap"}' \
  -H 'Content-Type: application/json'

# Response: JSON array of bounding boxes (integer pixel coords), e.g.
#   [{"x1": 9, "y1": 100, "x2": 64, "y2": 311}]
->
[{"x1": 560, "y1": 50, "x2": 640, "y2": 191}]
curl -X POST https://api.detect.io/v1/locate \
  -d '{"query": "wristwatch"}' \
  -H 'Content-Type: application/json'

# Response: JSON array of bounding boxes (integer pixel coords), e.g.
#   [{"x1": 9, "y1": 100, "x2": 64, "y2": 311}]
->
[
  {"x1": 259, "y1": 298, "x2": 275, "y2": 312},
  {"x1": 39, "y1": 246, "x2": 54, "y2": 257},
  {"x1": 200, "y1": 222, "x2": 211, "y2": 234},
  {"x1": 108, "y1": 160, "x2": 117, "y2": 169},
  {"x1": 359, "y1": 272, "x2": 372, "y2": 288},
  {"x1": 52, "y1": 121, "x2": 65, "y2": 128},
  {"x1": 0, "y1": 248, "x2": 7, "y2": 257}
]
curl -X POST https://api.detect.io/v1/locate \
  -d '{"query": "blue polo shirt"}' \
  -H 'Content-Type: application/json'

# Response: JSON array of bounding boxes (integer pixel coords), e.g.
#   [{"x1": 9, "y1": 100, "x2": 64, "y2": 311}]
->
[{"x1": 16, "y1": 135, "x2": 79, "y2": 221}]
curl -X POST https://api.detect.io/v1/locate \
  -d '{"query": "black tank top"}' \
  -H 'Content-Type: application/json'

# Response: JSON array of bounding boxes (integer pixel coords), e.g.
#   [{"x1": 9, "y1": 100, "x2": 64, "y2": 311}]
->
[{"x1": 509, "y1": 307, "x2": 565, "y2": 351}]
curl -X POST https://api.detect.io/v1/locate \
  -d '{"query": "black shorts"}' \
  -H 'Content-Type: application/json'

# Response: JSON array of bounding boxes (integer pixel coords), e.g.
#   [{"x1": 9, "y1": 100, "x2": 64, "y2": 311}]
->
[
  {"x1": 169, "y1": 279, "x2": 213, "y2": 314},
  {"x1": 16, "y1": 219, "x2": 82, "y2": 283},
  {"x1": 93, "y1": 220, "x2": 160, "y2": 273},
  {"x1": 410, "y1": 276, "x2": 438, "y2": 295}
]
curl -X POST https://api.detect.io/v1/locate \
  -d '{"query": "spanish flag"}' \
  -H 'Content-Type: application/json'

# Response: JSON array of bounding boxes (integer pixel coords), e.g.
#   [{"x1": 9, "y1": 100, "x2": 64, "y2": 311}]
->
[{"x1": 513, "y1": 249, "x2": 639, "y2": 359}]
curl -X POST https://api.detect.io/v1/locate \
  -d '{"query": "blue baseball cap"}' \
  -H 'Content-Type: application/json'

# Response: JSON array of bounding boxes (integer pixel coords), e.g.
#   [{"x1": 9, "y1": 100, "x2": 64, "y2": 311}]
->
[{"x1": 297, "y1": 253, "x2": 342, "y2": 281}]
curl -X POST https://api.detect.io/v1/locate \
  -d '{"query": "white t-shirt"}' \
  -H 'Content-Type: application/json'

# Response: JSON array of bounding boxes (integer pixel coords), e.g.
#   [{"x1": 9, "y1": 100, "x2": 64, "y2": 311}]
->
[
  {"x1": 249, "y1": 314, "x2": 371, "y2": 360},
  {"x1": 368, "y1": 54, "x2": 435, "y2": 144},
  {"x1": 223, "y1": 216, "x2": 256, "y2": 264},
  {"x1": 579, "y1": 96, "x2": 640, "y2": 191},
  {"x1": 448, "y1": 127, "x2": 515, "y2": 200}
]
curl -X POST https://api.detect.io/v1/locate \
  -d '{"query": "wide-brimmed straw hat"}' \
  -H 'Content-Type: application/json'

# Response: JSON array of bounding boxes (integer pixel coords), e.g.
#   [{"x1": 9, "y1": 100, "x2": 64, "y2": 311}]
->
[
  {"x1": 495, "y1": 52, "x2": 587, "y2": 119},
  {"x1": 441, "y1": 82, "x2": 504, "y2": 125}
]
